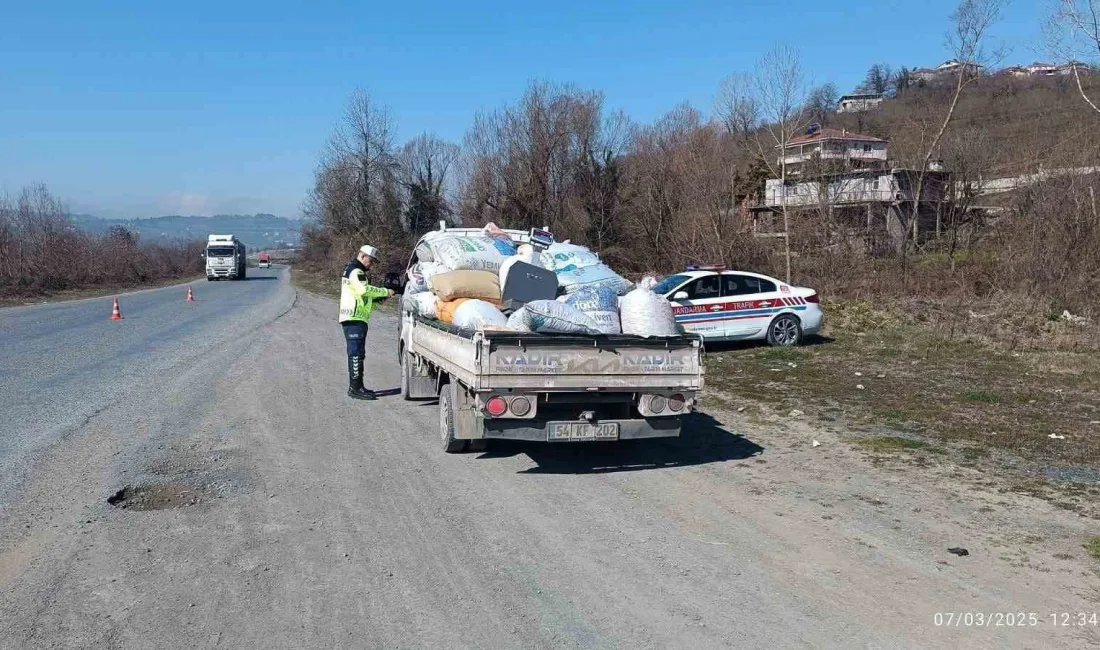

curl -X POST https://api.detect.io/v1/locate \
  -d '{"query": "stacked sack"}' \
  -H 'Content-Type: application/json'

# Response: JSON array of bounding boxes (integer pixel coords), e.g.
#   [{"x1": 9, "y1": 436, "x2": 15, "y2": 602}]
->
[
  {"x1": 403, "y1": 224, "x2": 514, "y2": 330},
  {"x1": 404, "y1": 226, "x2": 679, "y2": 338},
  {"x1": 506, "y1": 300, "x2": 601, "y2": 335},
  {"x1": 558, "y1": 285, "x2": 621, "y2": 334},
  {"x1": 540, "y1": 242, "x2": 632, "y2": 296}
]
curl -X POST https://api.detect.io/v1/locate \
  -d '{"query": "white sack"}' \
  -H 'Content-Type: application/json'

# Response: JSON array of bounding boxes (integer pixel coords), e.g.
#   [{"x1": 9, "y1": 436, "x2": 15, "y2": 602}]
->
[
  {"x1": 401, "y1": 290, "x2": 419, "y2": 314},
  {"x1": 451, "y1": 299, "x2": 507, "y2": 330},
  {"x1": 562, "y1": 285, "x2": 621, "y2": 334},
  {"x1": 414, "y1": 230, "x2": 451, "y2": 262},
  {"x1": 541, "y1": 242, "x2": 601, "y2": 273},
  {"x1": 556, "y1": 263, "x2": 633, "y2": 296},
  {"x1": 620, "y1": 276, "x2": 679, "y2": 337},
  {"x1": 511, "y1": 300, "x2": 601, "y2": 335},
  {"x1": 412, "y1": 292, "x2": 438, "y2": 319},
  {"x1": 431, "y1": 236, "x2": 509, "y2": 272},
  {"x1": 506, "y1": 309, "x2": 531, "y2": 332}
]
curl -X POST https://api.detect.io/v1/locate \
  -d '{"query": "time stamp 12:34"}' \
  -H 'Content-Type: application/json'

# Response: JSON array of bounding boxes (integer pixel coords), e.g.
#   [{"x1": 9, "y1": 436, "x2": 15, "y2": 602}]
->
[{"x1": 933, "y1": 612, "x2": 1099, "y2": 627}]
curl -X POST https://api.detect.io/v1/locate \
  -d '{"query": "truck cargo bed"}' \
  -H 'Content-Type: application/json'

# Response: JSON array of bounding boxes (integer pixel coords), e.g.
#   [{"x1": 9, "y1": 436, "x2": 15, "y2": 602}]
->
[{"x1": 406, "y1": 313, "x2": 704, "y2": 392}]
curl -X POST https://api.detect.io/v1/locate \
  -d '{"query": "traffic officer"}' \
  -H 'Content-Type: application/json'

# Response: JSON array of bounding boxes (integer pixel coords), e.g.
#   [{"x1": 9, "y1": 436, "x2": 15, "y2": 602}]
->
[{"x1": 339, "y1": 244, "x2": 394, "y2": 400}]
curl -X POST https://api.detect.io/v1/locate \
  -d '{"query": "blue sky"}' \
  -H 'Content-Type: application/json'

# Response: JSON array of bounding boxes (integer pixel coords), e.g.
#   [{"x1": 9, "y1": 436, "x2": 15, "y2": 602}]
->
[{"x1": 0, "y1": 0, "x2": 1045, "y2": 219}]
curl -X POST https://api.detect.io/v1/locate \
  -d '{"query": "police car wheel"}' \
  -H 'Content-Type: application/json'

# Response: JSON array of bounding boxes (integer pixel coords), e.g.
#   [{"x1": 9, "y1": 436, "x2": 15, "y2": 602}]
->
[
  {"x1": 767, "y1": 314, "x2": 803, "y2": 347},
  {"x1": 439, "y1": 383, "x2": 467, "y2": 453}
]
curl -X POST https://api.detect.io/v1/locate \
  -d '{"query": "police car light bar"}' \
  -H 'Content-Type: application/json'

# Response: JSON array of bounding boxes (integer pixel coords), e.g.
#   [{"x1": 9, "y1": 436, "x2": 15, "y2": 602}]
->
[{"x1": 686, "y1": 264, "x2": 727, "y2": 271}]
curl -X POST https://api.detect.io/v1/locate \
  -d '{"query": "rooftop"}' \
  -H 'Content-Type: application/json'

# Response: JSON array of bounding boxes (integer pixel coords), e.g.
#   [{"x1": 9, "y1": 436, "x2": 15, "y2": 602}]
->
[{"x1": 787, "y1": 128, "x2": 886, "y2": 146}]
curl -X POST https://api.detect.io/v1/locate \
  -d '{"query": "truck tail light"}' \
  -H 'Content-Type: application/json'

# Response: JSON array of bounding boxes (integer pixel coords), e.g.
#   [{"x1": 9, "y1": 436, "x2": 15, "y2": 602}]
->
[
  {"x1": 668, "y1": 394, "x2": 685, "y2": 412},
  {"x1": 649, "y1": 395, "x2": 668, "y2": 413},
  {"x1": 804, "y1": 292, "x2": 820, "y2": 304},
  {"x1": 509, "y1": 396, "x2": 532, "y2": 417},
  {"x1": 485, "y1": 397, "x2": 508, "y2": 417}
]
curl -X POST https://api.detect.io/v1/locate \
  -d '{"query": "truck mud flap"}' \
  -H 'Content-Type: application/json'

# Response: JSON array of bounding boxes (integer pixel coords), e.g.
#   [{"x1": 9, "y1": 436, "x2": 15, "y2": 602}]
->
[{"x1": 403, "y1": 353, "x2": 438, "y2": 400}]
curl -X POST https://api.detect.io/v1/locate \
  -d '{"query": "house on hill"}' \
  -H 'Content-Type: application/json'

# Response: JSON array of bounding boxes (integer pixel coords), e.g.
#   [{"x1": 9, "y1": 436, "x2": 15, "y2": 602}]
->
[
  {"x1": 837, "y1": 93, "x2": 884, "y2": 113},
  {"x1": 909, "y1": 60, "x2": 985, "y2": 84},
  {"x1": 1025, "y1": 62, "x2": 1059, "y2": 76},
  {"x1": 936, "y1": 59, "x2": 984, "y2": 76},
  {"x1": 1057, "y1": 61, "x2": 1091, "y2": 75},
  {"x1": 754, "y1": 127, "x2": 953, "y2": 252},
  {"x1": 910, "y1": 67, "x2": 939, "y2": 83},
  {"x1": 776, "y1": 127, "x2": 888, "y2": 177}
]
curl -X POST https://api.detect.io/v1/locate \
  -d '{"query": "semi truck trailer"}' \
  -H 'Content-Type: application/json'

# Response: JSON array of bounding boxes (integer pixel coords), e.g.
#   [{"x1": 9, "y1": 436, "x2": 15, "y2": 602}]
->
[{"x1": 205, "y1": 234, "x2": 247, "y2": 281}]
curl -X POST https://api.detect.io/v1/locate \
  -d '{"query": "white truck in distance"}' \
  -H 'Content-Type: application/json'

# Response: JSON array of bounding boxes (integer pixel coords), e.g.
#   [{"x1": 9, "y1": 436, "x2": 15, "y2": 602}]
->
[
  {"x1": 205, "y1": 234, "x2": 247, "y2": 281},
  {"x1": 398, "y1": 226, "x2": 706, "y2": 453}
]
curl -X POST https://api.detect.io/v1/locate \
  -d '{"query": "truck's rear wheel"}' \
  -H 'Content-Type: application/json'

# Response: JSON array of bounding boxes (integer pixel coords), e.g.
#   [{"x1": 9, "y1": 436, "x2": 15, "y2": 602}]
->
[{"x1": 439, "y1": 383, "x2": 467, "y2": 453}]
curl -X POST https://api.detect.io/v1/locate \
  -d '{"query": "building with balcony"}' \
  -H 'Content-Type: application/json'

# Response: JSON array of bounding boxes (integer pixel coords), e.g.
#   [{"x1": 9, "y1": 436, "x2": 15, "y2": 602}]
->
[
  {"x1": 1025, "y1": 61, "x2": 1058, "y2": 76},
  {"x1": 777, "y1": 127, "x2": 888, "y2": 177}
]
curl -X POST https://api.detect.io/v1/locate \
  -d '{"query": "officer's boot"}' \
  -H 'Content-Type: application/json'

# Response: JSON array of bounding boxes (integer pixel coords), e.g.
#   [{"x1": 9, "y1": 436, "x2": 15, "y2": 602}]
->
[
  {"x1": 347, "y1": 355, "x2": 375, "y2": 400},
  {"x1": 356, "y1": 353, "x2": 376, "y2": 397}
]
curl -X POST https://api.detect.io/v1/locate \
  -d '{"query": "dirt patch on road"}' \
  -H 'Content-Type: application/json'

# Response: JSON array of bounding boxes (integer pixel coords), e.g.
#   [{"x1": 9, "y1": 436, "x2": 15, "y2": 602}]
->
[{"x1": 107, "y1": 483, "x2": 211, "y2": 511}]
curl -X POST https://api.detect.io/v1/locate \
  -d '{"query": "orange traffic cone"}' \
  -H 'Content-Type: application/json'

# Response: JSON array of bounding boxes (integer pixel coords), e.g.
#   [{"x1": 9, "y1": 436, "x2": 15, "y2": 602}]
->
[
  {"x1": 110, "y1": 297, "x2": 123, "y2": 320},
  {"x1": 186, "y1": 286, "x2": 195, "y2": 302}
]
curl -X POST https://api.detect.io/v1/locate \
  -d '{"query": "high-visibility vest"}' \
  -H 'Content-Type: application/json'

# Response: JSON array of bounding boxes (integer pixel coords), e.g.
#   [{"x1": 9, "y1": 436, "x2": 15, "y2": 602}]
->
[{"x1": 339, "y1": 260, "x2": 388, "y2": 323}]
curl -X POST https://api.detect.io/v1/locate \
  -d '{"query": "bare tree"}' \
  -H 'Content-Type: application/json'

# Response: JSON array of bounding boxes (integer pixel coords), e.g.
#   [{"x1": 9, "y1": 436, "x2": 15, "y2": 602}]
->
[
  {"x1": 459, "y1": 81, "x2": 605, "y2": 239},
  {"x1": 805, "y1": 83, "x2": 840, "y2": 126},
  {"x1": 715, "y1": 73, "x2": 760, "y2": 141},
  {"x1": 901, "y1": 0, "x2": 1004, "y2": 250},
  {"x1": 304, "y1": 89, "x2": 403, "y2": 258},
  {"x1": 858, "y1": 64, "x2": 896, "y2": 96},
  {"x1": 0, "y1": 184, "x2": 202, "y2": 297},
  {"x1": 622, "y1": 104, "x2": 700, "y2": 271},
  {"x1": 717, "y1": 45, "x2": 810, "y2": 282},
  {"x1": 576, "y1": 110, "x2": 632, "y2": 259},
  {"x1": 1048, "y1": 0, "x2": 1100, "y2": 115},
  {"x1": 398, "y1": 133, "x2": 460, "y2": 234}
]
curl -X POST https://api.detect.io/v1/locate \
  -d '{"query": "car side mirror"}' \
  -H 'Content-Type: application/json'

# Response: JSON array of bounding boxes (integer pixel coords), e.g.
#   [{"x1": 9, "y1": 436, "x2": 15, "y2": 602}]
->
[
  {"x1": 383, "y1": 272, "x2": 404, "y2": 293},
  {"x1": 672, "y1": 291, "x2": 689, "y2": 301}
]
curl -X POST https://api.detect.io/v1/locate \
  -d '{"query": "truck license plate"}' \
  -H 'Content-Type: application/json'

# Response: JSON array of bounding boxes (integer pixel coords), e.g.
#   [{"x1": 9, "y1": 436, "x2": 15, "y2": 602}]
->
[{"x1": 547, "y1": 422, "x2": 619, "y2": 442}]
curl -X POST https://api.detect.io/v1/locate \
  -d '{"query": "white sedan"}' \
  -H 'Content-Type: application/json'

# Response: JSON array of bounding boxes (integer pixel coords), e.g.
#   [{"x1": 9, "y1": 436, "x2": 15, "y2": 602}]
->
[{"x1": 653, "y1": 267, "x2": 823, "y2": 346}]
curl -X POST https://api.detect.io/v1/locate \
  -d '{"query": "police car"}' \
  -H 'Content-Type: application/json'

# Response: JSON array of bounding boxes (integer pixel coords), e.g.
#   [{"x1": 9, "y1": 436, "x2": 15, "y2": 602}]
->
[{"x1": 653, "y1": 266, "x2": 823, "y2": 346}]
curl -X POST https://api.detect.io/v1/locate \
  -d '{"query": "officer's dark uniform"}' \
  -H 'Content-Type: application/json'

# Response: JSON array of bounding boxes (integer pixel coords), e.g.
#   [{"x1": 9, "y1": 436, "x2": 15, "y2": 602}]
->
[{"x1": 339, "y1": 258, "x2": 389, "y2": 400}]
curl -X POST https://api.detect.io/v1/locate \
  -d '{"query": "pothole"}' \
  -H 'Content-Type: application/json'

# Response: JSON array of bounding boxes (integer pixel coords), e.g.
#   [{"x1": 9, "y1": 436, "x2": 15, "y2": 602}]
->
[{"x1": 107, "y1": 483, "x2": 210, "y2": 511}]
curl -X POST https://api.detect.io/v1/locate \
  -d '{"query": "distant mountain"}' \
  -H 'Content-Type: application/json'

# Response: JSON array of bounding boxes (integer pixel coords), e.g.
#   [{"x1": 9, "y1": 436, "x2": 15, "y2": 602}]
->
[{"x1": 72, "y1": 213, "x2": 302, "y2": 249}]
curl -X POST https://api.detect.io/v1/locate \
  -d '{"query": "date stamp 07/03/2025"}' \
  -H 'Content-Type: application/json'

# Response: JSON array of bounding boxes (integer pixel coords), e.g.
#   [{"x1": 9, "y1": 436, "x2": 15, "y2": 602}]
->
[{"x1": 933, "y1": 612, "x2": 1099, "y2": 628}]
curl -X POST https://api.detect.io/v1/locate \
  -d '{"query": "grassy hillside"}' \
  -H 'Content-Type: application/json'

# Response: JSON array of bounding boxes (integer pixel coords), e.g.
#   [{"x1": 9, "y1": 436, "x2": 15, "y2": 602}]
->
[{"x1": 831, "y1": 74, "x2": 1100, "y2": 174}]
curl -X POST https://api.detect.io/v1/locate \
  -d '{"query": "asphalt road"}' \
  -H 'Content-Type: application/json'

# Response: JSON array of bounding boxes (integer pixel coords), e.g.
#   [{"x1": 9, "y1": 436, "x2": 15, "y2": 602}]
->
[
  {"x1": 0, "y1": 269, "x2": 293, "y2": 507},
  {"x1": 0, "y1": 270, "x2": 1096, "y2": 649}
]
